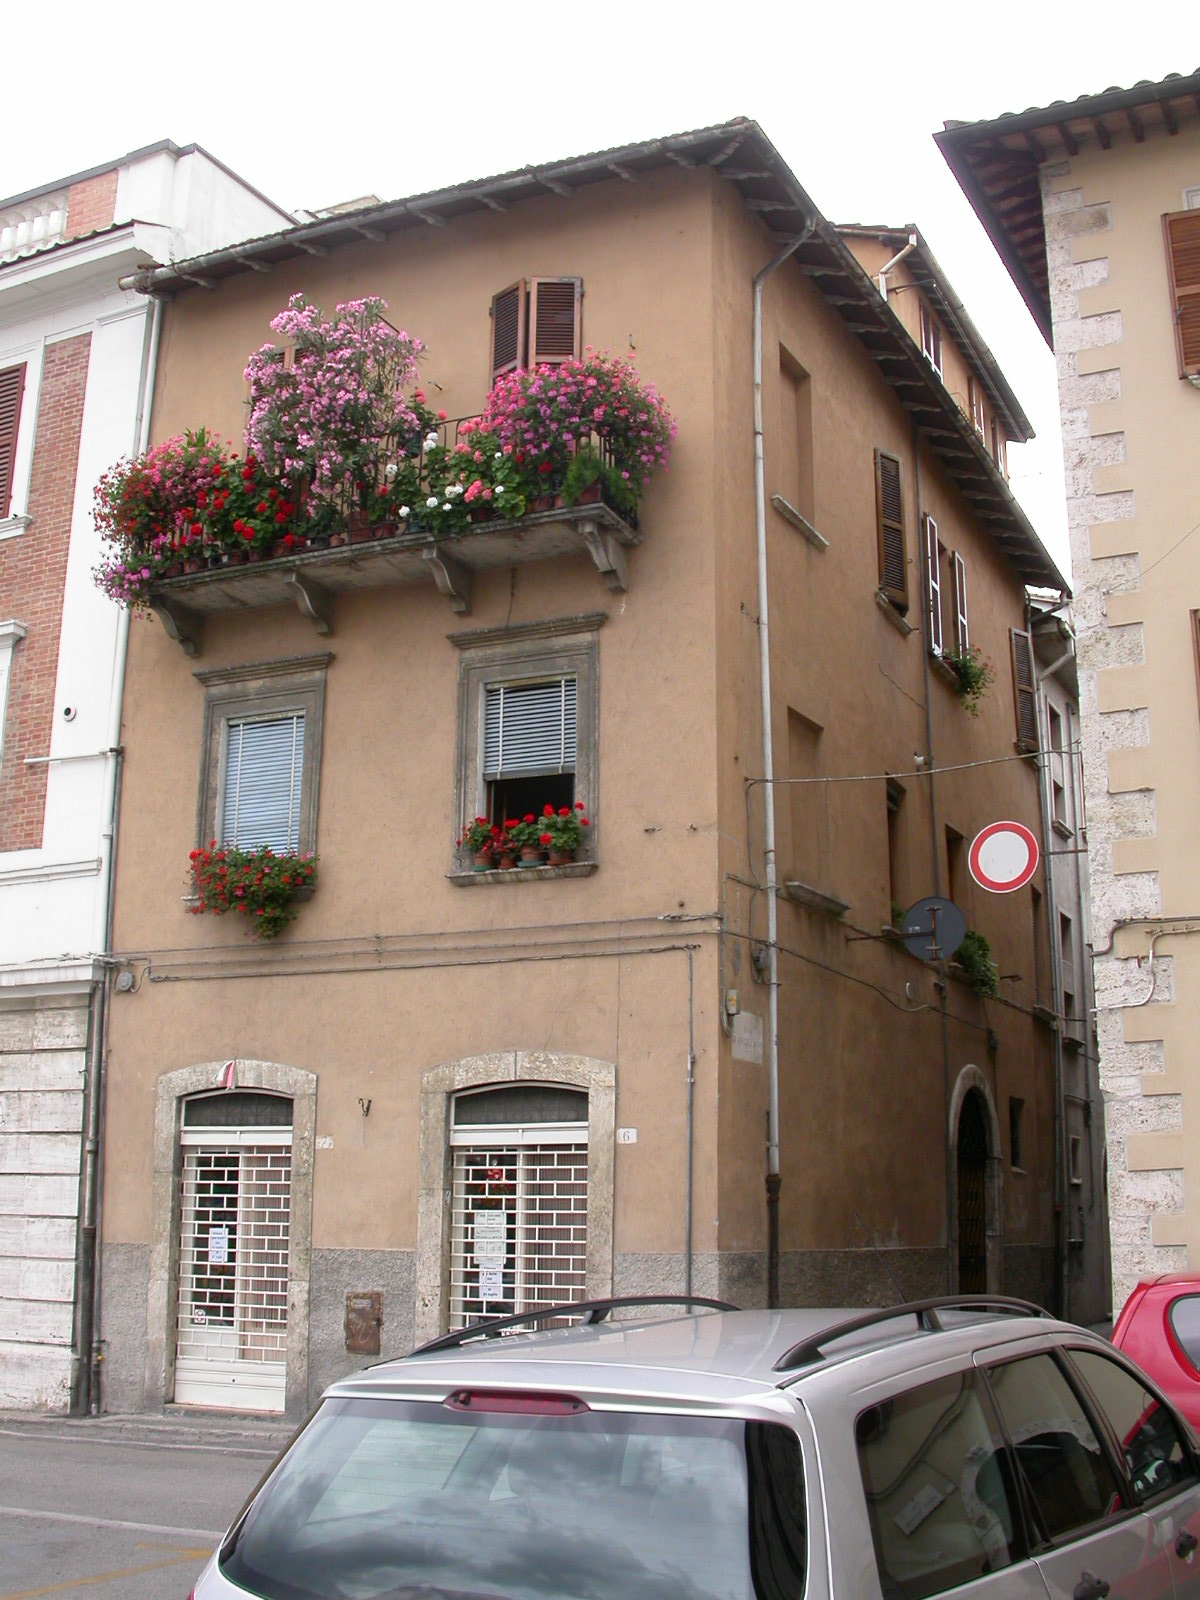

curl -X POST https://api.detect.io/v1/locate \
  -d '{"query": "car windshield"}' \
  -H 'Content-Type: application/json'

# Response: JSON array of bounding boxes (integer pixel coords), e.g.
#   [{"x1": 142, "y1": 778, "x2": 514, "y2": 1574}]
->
[{"x1": 220, "y1": 1395, "x2": 806, "y2": 1600}]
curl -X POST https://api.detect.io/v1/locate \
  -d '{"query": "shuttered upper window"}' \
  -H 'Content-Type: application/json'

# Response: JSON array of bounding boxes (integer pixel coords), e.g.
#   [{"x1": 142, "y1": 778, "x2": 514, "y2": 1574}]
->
[
  {"x1": 1010, "y1": 628, "x2": 1038, "y2": 751},
  {"x1": 0, "y1": 364, "x2": 26, "y2": 520},
  {"x1": 1164, "y1": 210, "x2": 1200, "y2": 377},
  {"x1": 924, "y1": 515, "x2": 944, "y2": 655},
  {"x1": 221, "y1": 714, "x2": 306, "y2": 852},
  {"x1": 875, "y1": 450, "x2": 908, "y2": 611},
  {"x1": 195, "y1": 654, "x2": 331, "y2": 859},
  {"x1": 952, "y1": 551, "x2": 969, "y2": 656},
  {"x1": 490, "y1": 278, "x2": 582, "y2": 381}
]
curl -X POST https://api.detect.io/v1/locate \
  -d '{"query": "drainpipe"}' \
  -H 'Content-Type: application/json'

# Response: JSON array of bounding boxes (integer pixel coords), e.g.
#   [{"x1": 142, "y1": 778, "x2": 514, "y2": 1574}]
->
[
  {"x1": 685, "y1": 948, "x2": 695, "y2": 1300},
  {"x1": 753, "y1": 224, "x2": 813, "y2": 1308},
  {"x1": 83, "y1": 293, "x2": 163, "y2": 1414},
  {"x1": 877, "y1": 234, "x2": 918, "y2": 301},
  {"x1": 1030, "y1": 599, "x2": 1069, "y2": 1320}
]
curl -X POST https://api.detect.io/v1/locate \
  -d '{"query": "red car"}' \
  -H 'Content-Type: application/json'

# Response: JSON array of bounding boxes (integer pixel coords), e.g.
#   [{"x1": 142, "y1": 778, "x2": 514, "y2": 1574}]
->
[{"x1": 1113, "y1": 1273, "x2": 1200, "y2": 1432}]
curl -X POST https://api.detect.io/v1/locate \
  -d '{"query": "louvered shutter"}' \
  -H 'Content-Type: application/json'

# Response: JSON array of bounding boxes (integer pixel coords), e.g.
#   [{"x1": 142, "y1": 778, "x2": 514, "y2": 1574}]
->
[
  {"x1": 1164, "y1": 211, "x2": 1200, "y2": 376},
  {"x1": 924, "y1": 515, "x2": 943, "y2": 655},
  {"x1": 490, "y1": 280, "x2": 527, "y2": 380},
  {"x1": 0, "y1": 364, "x2": 26, "y2": 519},
  {"x1": 953, "y1": 551, "x2": 969, "y2": 654},
  {"x1": 221, "y1": 713, "x2": 306, "y2": 852},
  {"x1": 483, "y1": 679, "x2": 577, "y2": 778},
  {"x1": 1010, "y1": 629, "x2": 1038, "y2": 750},
  {"x1": 875, "y1": 450, "x2": 907, "y2": 610},
  {"x1": 529, "y1": 278, "x2": 582, "y2": 367}
]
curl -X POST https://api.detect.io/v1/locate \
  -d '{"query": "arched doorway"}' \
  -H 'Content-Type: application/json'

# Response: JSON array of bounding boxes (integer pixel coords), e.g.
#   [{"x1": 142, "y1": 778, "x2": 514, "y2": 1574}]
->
[{"x1": 956, "y1": 1089, "x2": 990, "y2": 1293}]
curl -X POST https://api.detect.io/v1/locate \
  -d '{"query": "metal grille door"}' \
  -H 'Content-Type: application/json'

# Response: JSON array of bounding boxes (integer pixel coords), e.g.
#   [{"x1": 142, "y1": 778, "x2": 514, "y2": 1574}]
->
[
  {"x1": 957, "y1": 1092, "x2": 989, "y2": 1294},
  {"x1": 175, "y1": 1129, "x2": 291, "y2": 1410},
  {"x1": 449, "y1": 1133, "x2": 587, "y2": 1328}
]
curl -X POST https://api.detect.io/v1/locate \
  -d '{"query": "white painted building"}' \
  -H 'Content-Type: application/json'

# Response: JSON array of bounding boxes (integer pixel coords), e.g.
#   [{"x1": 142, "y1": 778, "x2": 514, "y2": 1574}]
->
[{"x1": 0, "y1": 145, "x2": 292, "y2": 1410}]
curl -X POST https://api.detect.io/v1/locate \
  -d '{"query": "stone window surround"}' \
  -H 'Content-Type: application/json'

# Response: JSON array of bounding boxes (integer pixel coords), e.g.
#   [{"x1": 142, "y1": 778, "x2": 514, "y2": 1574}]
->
[
  {"x1": 193, "y1": 653, "x2": 332, "y2": 855},
  {"x1": 450, "y1": 614, "x2": 604, "y2": 867},
  {"x1": 415, "y1": 1050, "x2": 615, "y2": 1345},
  {"x1": 146, "y1": 1058, "x2": 317, "y2": 1420}
]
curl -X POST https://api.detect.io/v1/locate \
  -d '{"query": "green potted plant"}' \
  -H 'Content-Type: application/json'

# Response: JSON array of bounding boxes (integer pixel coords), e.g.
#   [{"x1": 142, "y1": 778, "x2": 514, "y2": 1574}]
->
[
  {"x1": 505, "y1": 814, "x2": 548, "y2": 865},
  {"x1": 541, "y1": 802, "x2": 590, "y2": 864},
  {"x1": 953, "y1": 928, "x2": 1000, "y2": 996},
  {"x1": 943, "y1": 646, "x2": 994, "y2": 715},
  {"x1": 188, "y1": 843, "x2": 317, "y2": 938},
  {"x1": 457, "y1": 817, "x2": 499, "y2": 870}
]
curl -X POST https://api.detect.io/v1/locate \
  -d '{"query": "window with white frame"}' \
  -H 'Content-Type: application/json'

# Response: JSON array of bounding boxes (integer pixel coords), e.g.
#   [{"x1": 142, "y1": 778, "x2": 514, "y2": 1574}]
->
[
  {"x1": 452, "y1": 615, "x2": 601, "y2": 859},
  {"x1": 951, "y1": 551, "x2": 969, "y2": 657},
  {"x1": 194, "y1": 654, "x2": 331, "y2": 856},
  {"x1": 449, "y1": 1084, "x2": 588, "y2": 1327},
  {"x1": 924, "y1": 514, "x2": 945, "y2": 655},
  {"x1": 0, "y1": 351, "x2": 38, "y2": 532},
  {"x1": 990, "y1": 418, "x2": 1008, "y2": 477},
  {"x1": 968, "y1": 376, "x2": 986, "y2": 436},
  {"x1": 919, "y1": 300, "x2": 943, "y2": 377}
]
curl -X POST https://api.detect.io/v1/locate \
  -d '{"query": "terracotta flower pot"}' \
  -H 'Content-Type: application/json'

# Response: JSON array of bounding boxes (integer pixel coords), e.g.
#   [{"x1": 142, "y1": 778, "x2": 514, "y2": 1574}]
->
[
  {"x1": 530, "y1": 494, "x2": 555, "y2": 513},
  {"x1": 182, "y1": 558, "x2": 204, "y2": 574},
  {"x1": 348, "y1": 525, "x2": 373, "y2": 545},
  {"x1": 519, "y1": 845, "x2": 546, "y2": 866},
  {"x1": 576, "y1": 482, "x2": 602, "y2": 505},
  {"x1": 472, "y1": 849, "x2": 493, "y2": 872},
  {"x1": 498, "y1": 850, "x2": 518, "y2": 870},
  {"x1": 547, "y1": 848, "x2": 576, "y2": 867}
]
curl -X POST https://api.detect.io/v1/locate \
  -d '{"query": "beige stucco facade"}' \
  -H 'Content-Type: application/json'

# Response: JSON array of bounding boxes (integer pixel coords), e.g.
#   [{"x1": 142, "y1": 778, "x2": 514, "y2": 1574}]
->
[{"x1": 98, "y1": 128, "x2": 1063, "y2": 1417}]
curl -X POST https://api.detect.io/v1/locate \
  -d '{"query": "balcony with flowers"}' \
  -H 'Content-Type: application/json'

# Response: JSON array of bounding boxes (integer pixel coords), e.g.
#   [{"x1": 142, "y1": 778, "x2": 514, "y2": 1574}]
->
[{"x1": 93, "y1": 296, "x2": 677, "y2": 654}]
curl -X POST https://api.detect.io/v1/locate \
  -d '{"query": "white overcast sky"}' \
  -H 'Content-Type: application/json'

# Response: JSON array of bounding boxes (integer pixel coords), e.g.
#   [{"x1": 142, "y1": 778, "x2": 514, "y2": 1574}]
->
[{"x1": 5, "y1": 2, "x2": 1191, "y2": 582}]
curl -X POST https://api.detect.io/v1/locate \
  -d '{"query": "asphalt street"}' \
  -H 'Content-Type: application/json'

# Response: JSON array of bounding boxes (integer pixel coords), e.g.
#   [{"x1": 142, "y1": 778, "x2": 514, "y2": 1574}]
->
[{"x1": 0, "y1": 1412, "x2": 292, "y2": 1600}]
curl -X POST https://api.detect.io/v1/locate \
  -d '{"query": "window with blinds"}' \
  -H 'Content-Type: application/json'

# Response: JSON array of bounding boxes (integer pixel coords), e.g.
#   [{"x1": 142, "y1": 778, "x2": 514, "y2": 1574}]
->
[
  {"x1": 875, "y1": 449, "x2": 908, "y2": 611},
  {"x1": 489, "y1": 277, "x2": 582, "y2": 381},
  {"x1": 221, "y1": 713, "x2": 305, "y2": 852},
  {"x1": 1164, "y1": 209, "x2": 1200, "y2": 377},
  {"x1": 483, "y1": 678, "x2": 577, "y2": 779}
]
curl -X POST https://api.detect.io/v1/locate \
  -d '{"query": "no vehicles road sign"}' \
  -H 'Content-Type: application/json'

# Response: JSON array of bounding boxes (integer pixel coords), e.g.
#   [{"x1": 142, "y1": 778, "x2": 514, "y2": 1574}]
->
[{"x1": 969, "y1": 820, "x2": 1039, "y2": 894}]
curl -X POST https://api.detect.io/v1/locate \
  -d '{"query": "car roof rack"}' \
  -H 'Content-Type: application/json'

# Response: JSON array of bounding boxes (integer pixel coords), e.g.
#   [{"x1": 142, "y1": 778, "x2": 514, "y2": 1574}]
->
[
  {"x1": 409, "y1": 1294, "x2": 739, "y2": 1358},
  {"x1": 772, "y1": 1294, "x2": 1050, "y2": 1373}
]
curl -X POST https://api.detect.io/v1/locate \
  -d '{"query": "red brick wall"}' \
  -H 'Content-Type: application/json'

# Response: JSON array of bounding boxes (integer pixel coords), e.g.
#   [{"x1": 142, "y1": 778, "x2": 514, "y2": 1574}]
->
[
  {"x1": 0, "y1": 334, "x2": 91, "y2": 850},
  {"x1": 65, "y1": 172, "x2": 118, "y2": 240}
]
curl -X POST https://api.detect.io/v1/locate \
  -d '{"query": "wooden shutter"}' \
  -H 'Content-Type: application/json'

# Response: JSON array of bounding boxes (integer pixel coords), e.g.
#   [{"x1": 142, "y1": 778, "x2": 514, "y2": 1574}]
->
[
  {"x1": 483, "y1": 678, "x2": 577, "y2": 778},
  {"x1": 1010, "y1": 629, "x2": 1039, "y2": 750},
  {"x1": 0, "y1": 364, "x2": 26, "y2": 519},
  {"x1": 953, "y1": 551, "x2": 969, "y2": 654},
  {"x1": 490, "y1": 280, "x2": 527, "y2": 381},
  {"x1": 529, "y1": 277, "x2": 582, "y2": 367},
  {"x1": 924, "y1": 515, "x2": 943, "y2": 654},
  {"x1": 1164, "y1": 210, "x2": 1200, "y2": 376},
  {"x1": 875, "y1": 449, "x2": 907, "y2": 610},
  {"x1": 221, "y1": 713, "x2": 306, "y2": 852}
]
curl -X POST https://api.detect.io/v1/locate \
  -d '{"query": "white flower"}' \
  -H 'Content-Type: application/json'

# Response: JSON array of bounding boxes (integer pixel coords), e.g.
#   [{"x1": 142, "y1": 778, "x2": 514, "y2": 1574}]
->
[
  {"x1": 398, "y1": 505, "x2": 410, "y2": 518},
  {"x1": 442, "y1": 502, "x2": 452, "y2": 511},
  {"x1": 384, "y1": 462, "x2": 398, "y2": 480},
  {"x1": 494, "y1": 451, "x2": 504, "y2": 460},
  {"x1": 426, "y1": 496, "x2": 439, "y2": 508},
  {"x1": 495, "y1": 485, "x2": 505, "y2": 495},
  {"x1": 424, "y1": 433, "x2": 439, "y2": 451}
]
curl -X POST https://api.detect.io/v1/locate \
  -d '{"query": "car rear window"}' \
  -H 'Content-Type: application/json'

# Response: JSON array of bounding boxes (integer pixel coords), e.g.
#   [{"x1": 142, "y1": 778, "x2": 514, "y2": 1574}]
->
[
  {"x1": 1169, "y1": 1294, "x2": 1200, "y2": 1372},
  {"x1": 221, "y1": 1396, "x2": 806, "y2": 1600}
]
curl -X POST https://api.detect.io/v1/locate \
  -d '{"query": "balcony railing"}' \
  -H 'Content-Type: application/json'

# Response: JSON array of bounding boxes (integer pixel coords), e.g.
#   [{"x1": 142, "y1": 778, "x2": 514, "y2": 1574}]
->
[{"x1": 0, "y1": 195, "x2": 68, "y2": 264}]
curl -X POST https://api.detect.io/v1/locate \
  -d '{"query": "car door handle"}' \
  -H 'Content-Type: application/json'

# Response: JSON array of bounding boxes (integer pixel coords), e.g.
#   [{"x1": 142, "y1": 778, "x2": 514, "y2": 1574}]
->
[
  {"x1": 1073, "y1": 1575, "x2": 1110, "y2": 1600},
  {"x1": 1178, "y1": 1530, "x2": 1199, "y2": 1558}
]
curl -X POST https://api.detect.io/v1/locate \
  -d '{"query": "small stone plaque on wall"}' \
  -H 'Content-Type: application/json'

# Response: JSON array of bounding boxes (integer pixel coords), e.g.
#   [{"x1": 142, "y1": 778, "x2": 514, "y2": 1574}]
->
[{"x1": 345, "y1": 1290, "x2": 383, "y2": 1355}]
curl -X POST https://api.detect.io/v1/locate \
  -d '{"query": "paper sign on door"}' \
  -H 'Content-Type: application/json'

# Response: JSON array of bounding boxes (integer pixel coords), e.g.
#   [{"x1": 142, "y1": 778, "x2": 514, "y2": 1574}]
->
[{"x1": 473, "y1": 1210, "x2": 506, "y2": 1265}]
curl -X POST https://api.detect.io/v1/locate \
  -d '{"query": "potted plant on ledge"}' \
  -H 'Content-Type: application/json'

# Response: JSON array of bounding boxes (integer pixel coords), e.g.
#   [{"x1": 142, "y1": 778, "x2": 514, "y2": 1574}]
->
[
  {"x1": 942, "y1": 646, "x2": 994, "y2": 716},
  {"x1": 541, "y1": 802, "x2": 590, "y2": 864},
  {"x1": 188, "y1": 843, "x2": 317, "y2": 938}
]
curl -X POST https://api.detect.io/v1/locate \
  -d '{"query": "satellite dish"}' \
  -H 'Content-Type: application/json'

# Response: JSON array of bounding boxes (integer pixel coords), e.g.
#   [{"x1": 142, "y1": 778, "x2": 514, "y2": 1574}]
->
[{"x1": 900, "y1": 896, "x2": 967, "y2": 962}]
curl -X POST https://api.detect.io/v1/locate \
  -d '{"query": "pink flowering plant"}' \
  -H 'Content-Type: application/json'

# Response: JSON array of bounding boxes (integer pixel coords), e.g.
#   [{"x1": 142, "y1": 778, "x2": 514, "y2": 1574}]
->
[
  {"x1": 244, "y1": 295, "x2": 424, "y2": 534},
  {"x1": 483, "y1": 349, "x2": 676, "y2": 505}
]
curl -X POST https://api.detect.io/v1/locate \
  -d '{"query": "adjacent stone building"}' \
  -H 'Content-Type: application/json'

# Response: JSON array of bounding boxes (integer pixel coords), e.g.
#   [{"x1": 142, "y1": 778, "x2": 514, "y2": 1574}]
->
[{"x1": 940, "y1": 69, "x2": 1200, "y2": 1313}]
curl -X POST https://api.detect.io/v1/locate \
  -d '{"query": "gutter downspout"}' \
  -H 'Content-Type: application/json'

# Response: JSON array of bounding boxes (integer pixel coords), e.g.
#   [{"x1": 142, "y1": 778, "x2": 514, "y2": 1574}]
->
[
  {"x1": 753, "y1": 224, "x2": 813, "y2": 1309},
  {"x1": 83, "y1": 293, "x2": 163, "y2": 1414},
  {"x1": 878, "y1": 234, "x2": 918, "y2": 301},
  {"x1": 1030, "y1": 600, "x2": 1070, "y2": 1320}
]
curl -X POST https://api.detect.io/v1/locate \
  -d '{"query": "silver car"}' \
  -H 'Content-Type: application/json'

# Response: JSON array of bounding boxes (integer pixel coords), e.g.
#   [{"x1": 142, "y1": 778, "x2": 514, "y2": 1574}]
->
[{"x1": 190, "y1": 1294, "x2": 1200, "y2": 1599}]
